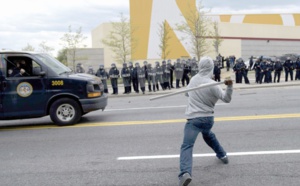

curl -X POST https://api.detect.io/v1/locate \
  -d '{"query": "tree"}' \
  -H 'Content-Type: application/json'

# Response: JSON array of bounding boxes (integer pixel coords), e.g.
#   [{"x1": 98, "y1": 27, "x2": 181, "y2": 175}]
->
[
  {"x1": 176, "y1": 1, "x2": 212, "y2": 61},
  {"x1": 60, "y1": 25, "x2": 87, "y2": 71},
  {"x1": 102, "y1": 13, "x2": 137, "y2": 64},
  {"x1": 158, "y1": 21, "x2": 171, "y2": 60},
  {"x1": 212, "y1": 21, "x2": 223, "y2": 55},
  {"x1": 22, "y1": 43, "x2": 35, "y2": 51},
  {"x1": 56, "y1": 48, "x2": 68, "y2": 66},
  {"x1": 38, "y1": 41, "x2": 55, "y2": 55}
]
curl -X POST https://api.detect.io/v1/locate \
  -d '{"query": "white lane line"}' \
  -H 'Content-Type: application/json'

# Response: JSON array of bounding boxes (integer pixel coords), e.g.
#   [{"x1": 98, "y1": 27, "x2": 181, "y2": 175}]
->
[
  {"x1": 105, "y1": 103, "x2": 227, "y2": 112},
  {"x1": 117, "y1": 149, "x2": 300, "y2": 160}
]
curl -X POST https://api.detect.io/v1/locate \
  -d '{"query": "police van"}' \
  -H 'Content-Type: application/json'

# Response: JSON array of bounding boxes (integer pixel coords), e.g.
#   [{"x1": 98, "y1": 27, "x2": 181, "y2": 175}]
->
[{"x1": 0, "y1": 51, "x2": 108, "y2": 126}]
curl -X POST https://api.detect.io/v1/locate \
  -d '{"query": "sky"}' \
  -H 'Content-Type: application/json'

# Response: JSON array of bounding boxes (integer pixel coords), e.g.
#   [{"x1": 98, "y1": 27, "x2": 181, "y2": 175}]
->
[{"x1": 1, "y1": 0, "x2": 300, "y2": 57}]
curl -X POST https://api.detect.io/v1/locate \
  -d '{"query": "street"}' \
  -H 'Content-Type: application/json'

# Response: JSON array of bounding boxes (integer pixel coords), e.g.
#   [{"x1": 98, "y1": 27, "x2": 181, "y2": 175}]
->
[{"x1": 1, "y1": 85, "x2": 300, "y2": 186}]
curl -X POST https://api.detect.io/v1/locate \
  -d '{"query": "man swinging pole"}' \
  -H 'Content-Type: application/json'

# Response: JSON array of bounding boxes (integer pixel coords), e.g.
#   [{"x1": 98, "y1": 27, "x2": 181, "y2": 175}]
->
[{"x1": 152, "y1": 56, "x2": 233, "y2": 186}]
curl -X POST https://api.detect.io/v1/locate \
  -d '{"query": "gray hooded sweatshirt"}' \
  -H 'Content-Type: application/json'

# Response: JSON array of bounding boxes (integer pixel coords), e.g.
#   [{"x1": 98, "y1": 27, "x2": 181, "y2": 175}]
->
[{"x1": 185, "y1": 56, "x2": 233, "y2": 119}]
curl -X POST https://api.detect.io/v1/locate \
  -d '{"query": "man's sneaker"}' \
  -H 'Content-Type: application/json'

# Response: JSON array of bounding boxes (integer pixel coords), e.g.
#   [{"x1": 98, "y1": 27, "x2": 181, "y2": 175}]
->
[
  {"x1": 179, "y1": 173, "x2": 192, "y2": 186},
  {"x1": 219, "y1": 155, "x2": 229, "y2": 164}
]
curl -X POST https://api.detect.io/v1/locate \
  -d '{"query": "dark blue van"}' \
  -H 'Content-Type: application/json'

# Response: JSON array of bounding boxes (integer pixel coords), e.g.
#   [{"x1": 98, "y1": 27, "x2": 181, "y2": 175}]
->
[{"x1": 0, "y1": 51, "x2": 107, "y2": 126}]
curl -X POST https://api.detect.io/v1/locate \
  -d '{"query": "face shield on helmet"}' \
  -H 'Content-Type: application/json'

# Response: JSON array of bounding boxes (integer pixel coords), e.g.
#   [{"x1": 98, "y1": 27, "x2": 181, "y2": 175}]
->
[
  {"x1": 111, "y1": 63, "x2": 116, "y2": 68},
  {"x1": 123, "y1": 62, "x2": 128, "y2": 68},
  {"x1": 155, "y1": 61, "x2": 160, "y2": 67},
  {"x1": 135, "y1": 62, "x2": 140, "y2": 67}
]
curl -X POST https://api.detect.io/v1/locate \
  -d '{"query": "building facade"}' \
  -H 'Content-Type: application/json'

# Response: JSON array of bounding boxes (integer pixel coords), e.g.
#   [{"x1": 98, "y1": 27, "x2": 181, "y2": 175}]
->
[{"x1": 91, "y1": 0, "x2": 300, "y2": 67}]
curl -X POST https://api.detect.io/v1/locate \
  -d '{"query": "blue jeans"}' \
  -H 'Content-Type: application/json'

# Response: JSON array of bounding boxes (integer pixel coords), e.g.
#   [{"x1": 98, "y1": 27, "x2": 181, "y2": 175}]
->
[{"x1": 178, "y1": 117, "x2": 226, "y2": 178}]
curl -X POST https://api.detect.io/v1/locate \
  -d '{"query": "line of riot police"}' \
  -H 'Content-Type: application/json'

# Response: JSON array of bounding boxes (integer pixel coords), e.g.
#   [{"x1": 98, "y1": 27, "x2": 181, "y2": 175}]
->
[
  {"x1": 76, "y1": 58, "x2": 202, "y2": 95},
  {"x1": 252, "y1": 56, "x2": 300, "y2": 84}
]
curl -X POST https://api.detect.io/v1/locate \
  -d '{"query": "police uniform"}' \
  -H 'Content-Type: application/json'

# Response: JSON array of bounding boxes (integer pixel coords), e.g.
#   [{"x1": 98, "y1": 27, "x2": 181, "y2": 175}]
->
[
  {"x1": 109, "y1": 63, "x2": 119, "y2": 95},
  {"x1": 213, "y1": 62, "x2": 221, "y2": 82},
  {"x1": 136, "y1": 62, "x2": 146, "y2": 94},
  {"x1": 273, "y1": 60, "x2": 283, "y2": 83},
  {"x1": 181, "y1": 60, "x2": 191, "y2": 86},
  {"x1": 95, "y1": 65, "x2": 109, "y2": 93},
  {"x1": 240, "y1": 59, "x2": 250, "y2": 84},
  {"x1": 87, "y1": 66, "x2": 94, "y2": 75},
  {"x1": 283, "y1": 58, "x2": 294, "y2": 81},
  {"x1": 121, "y1": 63, "x2": 131, "y2": 94},
  {"x1": 147, "y1": 64, "x2": 156, "y2": 92},
  {"x1": 190, "y1": 59, "x2": 199, "y2": 77},
  {"x1": 167, "y1": 59, "x2": 174, "y2": 88},
  {"x1": 174, "y1": 59, "x2": 183, "y2": 88},
  {"x1": 253, "y1": 59, "x2": 262, "y2": 83},
  {"x1": 155, "y1": 61, "x2": 164, "y2": 91},
  {"x1": 162, "y1": 61, "x2": 171, "y2": 90},
  {"x1": 260, "y1": 60, "x2": 268, "y2": 84},
  {"x1": 295, "y1": 58, "x2": 300, "y2": 80}
]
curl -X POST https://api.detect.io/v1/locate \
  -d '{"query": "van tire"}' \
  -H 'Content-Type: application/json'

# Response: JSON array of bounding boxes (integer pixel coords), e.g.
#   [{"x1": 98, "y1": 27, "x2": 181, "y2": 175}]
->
[{"x1": 50, "y1": 98, "x2": 82, "y2": 126}]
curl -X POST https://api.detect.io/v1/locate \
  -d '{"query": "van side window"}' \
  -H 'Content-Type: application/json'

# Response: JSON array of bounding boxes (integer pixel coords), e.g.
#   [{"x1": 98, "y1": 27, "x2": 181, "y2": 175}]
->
[{"x1": 6, "y1": 57, "x2": 34, "y2": 77}]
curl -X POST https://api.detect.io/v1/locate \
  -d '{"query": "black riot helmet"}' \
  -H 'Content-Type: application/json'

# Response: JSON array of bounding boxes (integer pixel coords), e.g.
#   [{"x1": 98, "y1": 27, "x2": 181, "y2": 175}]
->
[
  {"x1": 162, "y1": 60, "x2": 166, "y2": 66},
  {"x1": 111, "y1": 63, "x2": 116, "y2": 68},
  {"x1": 123, "y1": 62, "x2": 128, "y2": 68},
  {"x1": 99, "y1": 64, "x2": 104, "y2": 69},
  {"x1": 155, "y1": 61, "x2": 160, "y2": 67},
  {"x1": 135, "y1": 62, "x2": 140, "y2": 67}
]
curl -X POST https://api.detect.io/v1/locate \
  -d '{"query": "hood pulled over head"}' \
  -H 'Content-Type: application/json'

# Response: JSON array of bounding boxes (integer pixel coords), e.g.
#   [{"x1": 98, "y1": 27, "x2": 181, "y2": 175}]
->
[{"x1": 198, "y1": 56, "x2": 214, "y2": 78}]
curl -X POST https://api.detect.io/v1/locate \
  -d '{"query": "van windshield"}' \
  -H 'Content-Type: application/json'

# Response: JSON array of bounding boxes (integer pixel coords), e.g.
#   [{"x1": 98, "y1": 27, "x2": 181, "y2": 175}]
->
[{"x1": 34, "y1": 53, "x2": 72, "y2": 75}]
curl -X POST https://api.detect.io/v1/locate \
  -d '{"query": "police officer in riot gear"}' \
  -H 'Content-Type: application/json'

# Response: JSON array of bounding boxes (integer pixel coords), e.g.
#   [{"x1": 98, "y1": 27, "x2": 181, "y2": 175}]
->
[
  {"x1": 253, "y1": 58, "x2": 262, "y2": 83},
  {"x1": 174, "y1": 58, "x2": 183, "y2": 88},
  {"x1": 121, "y1": 62, "x2": 131, "y2": 94},
  {"x1": 283, "y1": 57, "x2": 294, "y2": 81},
  {"x1": 136, "y1": 62, "x2": 146, "y2": 94},
  {"x1": 273, "y1": 59, "x2": 283, "y2": 83},
  {"x1": 147, "y1": 63, "x2": 156, "y2": 92},
  {"x1": 162, "y1": 60, "x2": 171, "y2": 90},
  {"x1": 233, "y1": 59, "x2": 242, "y2": 83},
  {"x1": 95, "y1": 64, "x2": 109, "y2": 93},
  {"x1": 109, "y1": 63, "x2": 119, "y2": 95},
  {"x1": 190, "y1": 58, "x2": 198, "y2": 77},
  {"x1": 182, "y1": 60, "x2": 191, "y2": 86},
  {"x1": 133, "y1": 62, "x2": 139, "y2": 93},
  {"x1": 213, "y1": 61, "x2": 221, "y2": 82},
  {"x1": 155, "y1": 61, "x2": 164, "y2": 91},
  {"x1": 76, "y1": 63, "x2": 85, "y2": 73},
  {"x1": 260, "y1": 59, "x2": 268, "y2": 84},
  {"x1": 128, "y1": 61, "x2": 138, "y2": 93},
  {"x1": 240, "y1": 58, "x2": 250, "y2": 84},
  {"x1": 265, "y1": 59, "x2": 273, "y2": 83},
  {"x1": 295, "y1": 57, "x2": 300, "y2": 80},
  {"x1": 167, "y1": 59, "x2": 174, "y2": 88},
  {"x1": 87, "y1": 66, "x2": 94, "y2": 75}
]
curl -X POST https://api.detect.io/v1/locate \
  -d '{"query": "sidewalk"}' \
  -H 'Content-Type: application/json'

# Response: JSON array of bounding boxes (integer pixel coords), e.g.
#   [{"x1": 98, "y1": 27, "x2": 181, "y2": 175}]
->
[{"x1": 106, "y1": 69, "x2": 300, "y2": 98}]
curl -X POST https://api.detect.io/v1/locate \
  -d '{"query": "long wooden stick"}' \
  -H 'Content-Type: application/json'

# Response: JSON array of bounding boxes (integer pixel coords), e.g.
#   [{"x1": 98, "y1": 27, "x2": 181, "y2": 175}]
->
[{"x1": 149, "y1": 81, "x2": 225, "y2": 101}]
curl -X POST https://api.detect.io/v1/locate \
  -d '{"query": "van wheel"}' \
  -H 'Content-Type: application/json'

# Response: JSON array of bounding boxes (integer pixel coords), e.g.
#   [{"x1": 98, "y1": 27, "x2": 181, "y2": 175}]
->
[{"x1": 50, "y1": 98, "x2": 82, "y2": 126}]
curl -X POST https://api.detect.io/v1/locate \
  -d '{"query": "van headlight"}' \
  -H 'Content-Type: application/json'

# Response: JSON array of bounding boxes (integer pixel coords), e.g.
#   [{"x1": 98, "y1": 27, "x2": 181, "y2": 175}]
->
[{"x1": 87, "y1": 83, "x2": 101, "y2": 98}]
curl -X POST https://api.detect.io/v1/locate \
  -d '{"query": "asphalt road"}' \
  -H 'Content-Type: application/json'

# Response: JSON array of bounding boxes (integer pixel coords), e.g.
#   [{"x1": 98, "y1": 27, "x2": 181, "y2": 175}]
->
[{"x1": 1, "y1": 85, "x2": 300, "y2": 186}]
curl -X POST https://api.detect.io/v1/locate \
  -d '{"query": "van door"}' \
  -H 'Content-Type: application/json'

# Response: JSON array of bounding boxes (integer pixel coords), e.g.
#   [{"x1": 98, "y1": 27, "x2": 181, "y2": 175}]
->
[
  {"x1": 2, "y1": 57, "x2": 47, "y2": 118},
  {"x1": 0, "y1": 68, "x2": 3, "y2": 118}
]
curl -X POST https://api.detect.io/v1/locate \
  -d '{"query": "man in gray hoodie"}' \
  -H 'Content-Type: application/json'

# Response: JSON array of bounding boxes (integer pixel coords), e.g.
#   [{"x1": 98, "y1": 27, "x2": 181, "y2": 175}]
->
[{"x1": 178, "y1": 56, "x2": 233, "y2": 186}]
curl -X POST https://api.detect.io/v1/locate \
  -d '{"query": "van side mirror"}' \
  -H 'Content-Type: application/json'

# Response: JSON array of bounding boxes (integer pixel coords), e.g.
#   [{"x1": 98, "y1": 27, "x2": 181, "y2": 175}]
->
[
  {"x1": 39, "y1": 71, "x2": 46, "y2": 77},
  {"x1": 32, "y1": 66, "x2": 46, "y2": 77}
]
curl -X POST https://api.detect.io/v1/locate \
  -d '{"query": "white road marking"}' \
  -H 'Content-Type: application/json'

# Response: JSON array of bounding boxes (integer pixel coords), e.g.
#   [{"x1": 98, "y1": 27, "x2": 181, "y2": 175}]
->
[
  {"x1": 105, "y1": 103, "x2": 227, "y2": 112},
  {"x1": 117, "y1": 149, "x2": 300, "y2": 160}
]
